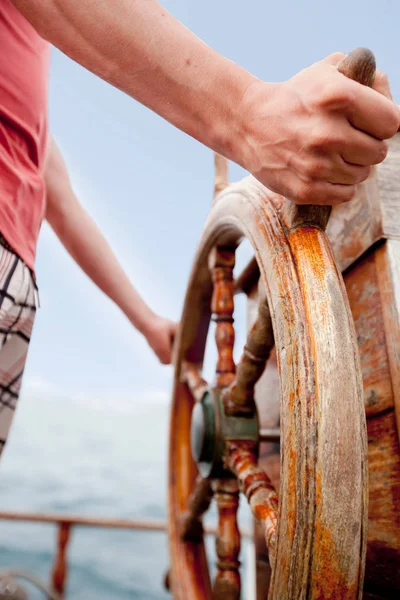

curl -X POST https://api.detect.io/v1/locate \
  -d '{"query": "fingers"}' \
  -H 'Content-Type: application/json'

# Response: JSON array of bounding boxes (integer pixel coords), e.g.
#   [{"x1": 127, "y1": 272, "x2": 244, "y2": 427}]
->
[
  {"x1": 266, "y1": 169, "x2": 357, "y2": 206},
  {"x1": 323, "y1": 57, "x2": 393, "y2": 101},
  {"x1": 293, "y1": 179, "x2": 357, "y2": 206},
  {"x1": 373, "y1": 70, "x2": 393, "y2": 100},
  {"x1": 156, "y1": 339, "x2": 172, "y2": 365},
  {"x1": 339, "y1": 127, "x2": 388, "y2": 165},
  {"x1": 315, "y1": 59, "x2": 399, "y2": 140},
  {"x1": 307, "y1": 117, "x2": 389, "y2": 166},
  {"x1": 326, "y1": 161, "x2": 371, "y2": 185},
  {"x1": 154, "y1": 320, "x2": 177, "y2": 365},
  {"x1": 338, "y1": 77, "x2": 399, "y2": 139},
  {"x1": 293, "y1": 150, "x2": 372, "y2": 185},
  {"x1": 168, "y1": 321, "x2": 178, "y2": 341},
  {"x1": 158, "y1": 348, "x2": 171, "y2": 365}
]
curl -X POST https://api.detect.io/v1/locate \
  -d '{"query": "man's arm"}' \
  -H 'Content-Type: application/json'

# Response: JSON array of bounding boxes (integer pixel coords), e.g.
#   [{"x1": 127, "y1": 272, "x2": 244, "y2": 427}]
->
[
  {"x1": 12, "y1": 1, "x2": 400, "y2": 205},
  {"x1": 44, "y1": 137, "x2": 176, "y2": 365}
]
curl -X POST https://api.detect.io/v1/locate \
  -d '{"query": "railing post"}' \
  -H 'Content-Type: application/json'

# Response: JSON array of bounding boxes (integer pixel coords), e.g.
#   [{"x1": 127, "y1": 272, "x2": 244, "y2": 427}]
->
[{"x1": 51, "y1": 521, "x2": 71, "y2": 597}]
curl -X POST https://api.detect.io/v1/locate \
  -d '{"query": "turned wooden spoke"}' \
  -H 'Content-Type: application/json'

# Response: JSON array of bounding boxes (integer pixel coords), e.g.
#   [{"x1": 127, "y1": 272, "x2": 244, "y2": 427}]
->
[
  {"x1": 226, "y1": 441, "x2": 278, "y2": 567},
  {"x1": 212, "y1": 479, "x2": 241, "y2": 600},
  {"x1": 180, "y1": 475, "x2": 214, "y2": 540},
  {"x1": 224, "y1": 296, "x2": 274, "y2": 416},
  {"x1": 181, "y1": 362, "x2": 208, "y2": 403},
  {"x1": 234, "y1": 256, "x2": 259, "y2": 295},
  {"x1": 210, "y1": 247, "x2": 236, "y2": 387}
]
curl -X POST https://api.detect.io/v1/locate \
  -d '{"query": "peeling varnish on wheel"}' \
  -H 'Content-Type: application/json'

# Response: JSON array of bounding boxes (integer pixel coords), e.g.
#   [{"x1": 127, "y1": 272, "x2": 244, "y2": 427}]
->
[
  {"x1": 169, "y1": 151, "x2": 369, "y2": 598},
  {"x1": 287, "y1": 223, "x2": 367, "y2": 599},
  {"x1": 311, "y1": 472, "x2": 361, "y2": 599}
]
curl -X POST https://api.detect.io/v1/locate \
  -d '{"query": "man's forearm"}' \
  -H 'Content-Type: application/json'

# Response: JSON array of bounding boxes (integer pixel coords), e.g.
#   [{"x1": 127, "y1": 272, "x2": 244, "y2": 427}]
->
[
  {"x1": 13, "y1": 2, "x2": 400, "y2": 206},
  {"x1": 12, "y1": 0, "x2": 256, "y2": 164},
  {"x1": 45, "y1": 139, "x2": 156, "y2": 334}
]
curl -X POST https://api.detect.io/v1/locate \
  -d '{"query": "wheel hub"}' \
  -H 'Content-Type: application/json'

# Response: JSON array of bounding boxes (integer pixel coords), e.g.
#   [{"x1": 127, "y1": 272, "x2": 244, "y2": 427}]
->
[{"x1": 190, "y1": 389, "x2": 259, "y2": 478}]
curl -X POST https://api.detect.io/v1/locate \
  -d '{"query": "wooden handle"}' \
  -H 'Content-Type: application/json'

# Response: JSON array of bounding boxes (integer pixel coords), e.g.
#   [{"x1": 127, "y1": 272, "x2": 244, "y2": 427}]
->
[
  {"x1": 337, "y1": 47, "x2": 376, "y2": 87},
  {"x1": 284, "y1": 48, "x2": 376, "y2": 231}
]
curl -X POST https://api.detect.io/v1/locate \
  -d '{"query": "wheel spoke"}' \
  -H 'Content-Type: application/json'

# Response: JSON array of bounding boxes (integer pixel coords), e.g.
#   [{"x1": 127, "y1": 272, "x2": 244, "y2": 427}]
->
[
  {"x1": 212, "y1": 479, "x2": 241, "y2": 600},
  {"x1": 226, "y1": 441, "x2": 278, "y2": 567},
  {"x1": 224, "y1": 295, "x2": 274, "y2": 416},
  {"x1": 181, "y1": 362, "x2": 209, "y2": 403},
  {"x1": 180, "y1": 475, "x2": 214, "y2": 541},
  {"x1": 234, "y1": 256, "x2": 259, "y2": 295},
  {"x1": 210, "y1": 247, "x2": 236, "y2": 387}
]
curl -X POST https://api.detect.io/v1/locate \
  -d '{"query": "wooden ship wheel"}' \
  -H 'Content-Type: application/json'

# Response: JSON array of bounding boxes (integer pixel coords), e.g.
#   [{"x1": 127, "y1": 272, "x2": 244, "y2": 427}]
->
[{"x1": 168, "y1": 49, "x2": 400, "y2": 599}]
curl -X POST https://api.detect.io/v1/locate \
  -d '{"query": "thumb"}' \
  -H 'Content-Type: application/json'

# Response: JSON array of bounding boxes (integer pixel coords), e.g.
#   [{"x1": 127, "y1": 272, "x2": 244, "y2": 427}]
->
[{"x1": 320, "y1": 52, "x2": 347, "y2": 67}]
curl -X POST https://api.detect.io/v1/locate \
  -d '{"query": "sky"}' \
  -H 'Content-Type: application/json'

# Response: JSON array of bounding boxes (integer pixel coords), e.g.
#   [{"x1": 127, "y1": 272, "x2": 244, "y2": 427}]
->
[{"x1": 21, "y1": 0, "x2": 400, "y2": 408}]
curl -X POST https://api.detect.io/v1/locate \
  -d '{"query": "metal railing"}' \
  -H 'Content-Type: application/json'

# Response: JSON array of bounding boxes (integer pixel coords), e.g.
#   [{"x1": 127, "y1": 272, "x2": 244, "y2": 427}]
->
[{"x1": 0, "y1": 511, "x2": 252, "y2": 597}]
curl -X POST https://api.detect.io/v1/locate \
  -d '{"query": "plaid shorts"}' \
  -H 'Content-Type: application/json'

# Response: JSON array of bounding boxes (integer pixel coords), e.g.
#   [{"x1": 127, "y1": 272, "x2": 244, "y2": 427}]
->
[{"x1": 0, "y1": 234, "x2": 38, "y2": 458}]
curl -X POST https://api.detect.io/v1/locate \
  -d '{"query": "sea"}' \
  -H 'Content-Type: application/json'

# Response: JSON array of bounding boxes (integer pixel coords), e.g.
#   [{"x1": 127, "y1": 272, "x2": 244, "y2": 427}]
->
[{"x1": 0, "y1": 389, "x2": 254, "y2": 599}]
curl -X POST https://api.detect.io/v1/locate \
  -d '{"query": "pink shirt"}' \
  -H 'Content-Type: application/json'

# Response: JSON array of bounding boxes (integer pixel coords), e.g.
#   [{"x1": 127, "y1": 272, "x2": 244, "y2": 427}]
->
[{"x1": 0, "y1": 0, "x2": 50, "y2": 270}]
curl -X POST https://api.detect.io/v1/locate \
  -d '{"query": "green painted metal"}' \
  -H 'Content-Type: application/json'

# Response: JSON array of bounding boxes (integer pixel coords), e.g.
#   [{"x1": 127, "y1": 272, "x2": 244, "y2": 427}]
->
[{"x1": 190, "y1": 388, "x2": 259, "y2": 478}]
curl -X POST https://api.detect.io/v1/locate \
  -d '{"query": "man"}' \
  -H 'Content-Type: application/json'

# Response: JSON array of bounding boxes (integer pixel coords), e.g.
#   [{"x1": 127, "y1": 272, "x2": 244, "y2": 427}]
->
[{"x1": 0, "y1": 0, "x2": 399, "y2": 457}]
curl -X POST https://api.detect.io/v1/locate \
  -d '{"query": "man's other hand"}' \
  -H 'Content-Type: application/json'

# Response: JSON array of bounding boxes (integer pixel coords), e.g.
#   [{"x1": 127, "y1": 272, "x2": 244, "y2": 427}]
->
[{"x1": 144, "y1": 316, "x2": 177, "y2": 365}]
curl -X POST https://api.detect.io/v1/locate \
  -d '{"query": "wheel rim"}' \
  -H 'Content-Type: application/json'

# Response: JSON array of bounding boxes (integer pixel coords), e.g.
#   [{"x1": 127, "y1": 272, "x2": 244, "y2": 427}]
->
[{"x1": 168, "y1": 177, "x2": 368, "y2": 599}]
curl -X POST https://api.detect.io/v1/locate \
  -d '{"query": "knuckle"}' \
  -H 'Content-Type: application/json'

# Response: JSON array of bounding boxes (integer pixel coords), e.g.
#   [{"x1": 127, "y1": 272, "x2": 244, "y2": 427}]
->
[
  {"x1": 305, "y1": 159, "x2": 327, "y2": 180},
  {"x1": 358, "y1": 166, "x2": 372, "y2": 183},
  {"x1": 310, "y1": 126, "x2": 334, "y2": 150},
  {"x1": 379, "y1": 141, "x2": 389, "y2": 162},
  {"x1": 318, "y1": 81, "x2": 337, "y2": 106},
  {"x1": 384, "y1": 109, "x2": 400, "y2": 138},
  {"x1": 338, "y1": 86, "x2": 356, "y2": 108},
  {"x1": 329, "y1": 185, "x2": 356, "y2": 205},
  {"x1": 349, "y1": 166, "x2": 372, "y2": 185},
  {"x1": 374, "y1": 141, "x2": 389, "y2": 164},
  {"x1": 374, "y1": 104, "x2": 400, "y2": 140},
  {"x1": 342, "y1": 185, "x2": 357, "y2": 203},
  {"x1": 320, "y1": 80, "x2": 356, "y2": 109}
]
